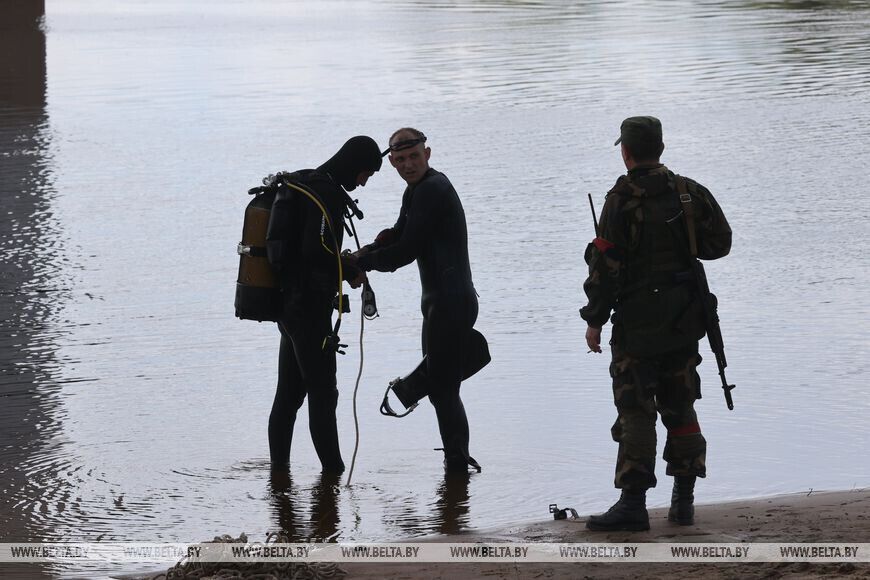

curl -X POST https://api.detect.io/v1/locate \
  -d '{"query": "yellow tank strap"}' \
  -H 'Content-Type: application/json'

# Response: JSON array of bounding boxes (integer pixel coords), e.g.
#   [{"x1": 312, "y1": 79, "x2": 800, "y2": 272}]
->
[{"x1": 284, "y1": 181, "x2": 345, "y2": 323}]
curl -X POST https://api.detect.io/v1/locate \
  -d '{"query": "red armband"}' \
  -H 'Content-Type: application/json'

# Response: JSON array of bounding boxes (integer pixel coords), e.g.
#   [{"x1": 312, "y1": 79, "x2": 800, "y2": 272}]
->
[
  {"x1": 668, "y1": 423, "x2": 701, "y2": 437},
  {"x1": 593, "y1": 237, "x2": 614, "y2": 253}
]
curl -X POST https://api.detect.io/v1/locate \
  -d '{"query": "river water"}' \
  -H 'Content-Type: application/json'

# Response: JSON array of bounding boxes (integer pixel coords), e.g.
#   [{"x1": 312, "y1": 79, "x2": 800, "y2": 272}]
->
[{"x1": 1, "y1": 0, "x2": 869, "y2": 578}]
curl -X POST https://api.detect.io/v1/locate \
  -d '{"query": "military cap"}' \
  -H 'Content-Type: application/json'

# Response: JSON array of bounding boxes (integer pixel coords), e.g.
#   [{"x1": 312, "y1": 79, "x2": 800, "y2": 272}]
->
[{"x1": 614, "y1": 116, "x2": 663, "y2": 147}]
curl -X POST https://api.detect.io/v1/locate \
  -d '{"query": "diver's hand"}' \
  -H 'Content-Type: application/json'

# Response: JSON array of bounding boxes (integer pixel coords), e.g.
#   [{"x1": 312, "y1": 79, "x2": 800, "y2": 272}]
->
[
  {"x1": 348, "y1": 270, "x2": 366, "y2": 289},
  {"x1": 585, "y1": 325, "x2": 602, "y2": 353},
  {"x1": 341, "y1": 253, "x2": 365, "y2": 288}
]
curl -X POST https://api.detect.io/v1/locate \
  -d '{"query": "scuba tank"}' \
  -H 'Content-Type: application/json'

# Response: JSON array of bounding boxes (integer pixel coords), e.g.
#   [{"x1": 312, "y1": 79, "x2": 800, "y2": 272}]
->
[
  {"x1": 235, "y1": 185, "x2": 281, "y2": 322},
  {"x1": 235, "y1": 171, "x2": 348, "y2": 330}
]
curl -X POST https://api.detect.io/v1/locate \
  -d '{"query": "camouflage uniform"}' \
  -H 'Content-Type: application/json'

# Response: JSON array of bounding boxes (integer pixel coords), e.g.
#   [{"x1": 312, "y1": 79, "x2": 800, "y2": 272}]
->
[{"x1": 581, "y1": 160, "x2": 731, "y2": 492}]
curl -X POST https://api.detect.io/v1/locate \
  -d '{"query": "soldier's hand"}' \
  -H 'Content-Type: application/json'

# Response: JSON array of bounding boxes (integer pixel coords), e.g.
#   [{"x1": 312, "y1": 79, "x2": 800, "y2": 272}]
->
[{"x1": 585, "y1": 325, "x2": 602, "y2": 353}]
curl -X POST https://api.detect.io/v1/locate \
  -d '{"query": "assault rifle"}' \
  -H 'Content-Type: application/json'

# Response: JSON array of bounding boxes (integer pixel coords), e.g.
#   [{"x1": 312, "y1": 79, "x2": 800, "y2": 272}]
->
[
  {"x1": 588, "y1": 193, "x2": 599, "y2": 236},
  {"x1": 673, "y1": 177, "x2": 735, "y2": 411},
  {"x1": 688, "y1": 258, "x2": 735, "y2": 410}
]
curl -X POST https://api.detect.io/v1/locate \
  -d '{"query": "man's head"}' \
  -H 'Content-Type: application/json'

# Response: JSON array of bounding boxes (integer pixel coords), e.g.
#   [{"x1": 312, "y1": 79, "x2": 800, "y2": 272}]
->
[
  {"x1": 615, "y1": 116, "x2": 665, "y2": 168},
  {"x1": 387, "y1": 127, "x2": 430, "y2": 186},
  {"x1": 321, "y1": 135, "x2": 383, "y2": 191}
]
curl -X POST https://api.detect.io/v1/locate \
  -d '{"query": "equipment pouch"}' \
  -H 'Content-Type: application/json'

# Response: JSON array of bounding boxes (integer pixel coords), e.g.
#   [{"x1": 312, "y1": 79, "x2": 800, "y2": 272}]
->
[
  {"x1": 675, "y1": 292, "x2": 707, "y2": 343},
  {"x1": 617, "y1": 284, "x2": 703, "y2": 357}
]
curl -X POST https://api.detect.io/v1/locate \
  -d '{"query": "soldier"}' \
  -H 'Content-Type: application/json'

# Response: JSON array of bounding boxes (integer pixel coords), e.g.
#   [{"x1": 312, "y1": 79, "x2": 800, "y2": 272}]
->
[{"x1": 581, "y1": 117, "x2": 732, "y2": 531}]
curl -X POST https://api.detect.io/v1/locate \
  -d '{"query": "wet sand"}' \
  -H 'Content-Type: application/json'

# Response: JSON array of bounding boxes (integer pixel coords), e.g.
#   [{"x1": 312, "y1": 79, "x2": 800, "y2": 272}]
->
[
  {"x1": 115, "y1": 488, "x2": 870, "y2": 580},
  {"x1": 340, "y1": 488, "x2": 870, "y2": 580}
]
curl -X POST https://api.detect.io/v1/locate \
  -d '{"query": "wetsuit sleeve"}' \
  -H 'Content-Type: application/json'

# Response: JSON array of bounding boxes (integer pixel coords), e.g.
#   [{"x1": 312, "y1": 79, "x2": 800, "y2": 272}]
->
[
  {"x1": 356, "y1": 181, "x2": 440, "y2": 273},
  {"x1": 579, "y1": 187, "x2": 628, "y2": 328},
  {"x1": 389, "y1": 203, "x2": 408, "y2": 239},
  {"x1": 693, "y1": 182, "x2": 732, "y2": 260}
]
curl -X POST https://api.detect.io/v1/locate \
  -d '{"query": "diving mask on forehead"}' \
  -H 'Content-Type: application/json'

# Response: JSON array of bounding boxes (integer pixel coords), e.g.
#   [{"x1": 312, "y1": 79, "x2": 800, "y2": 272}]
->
[{"x1": 382, "y1": 133, "x2": 427, "y2": 156}]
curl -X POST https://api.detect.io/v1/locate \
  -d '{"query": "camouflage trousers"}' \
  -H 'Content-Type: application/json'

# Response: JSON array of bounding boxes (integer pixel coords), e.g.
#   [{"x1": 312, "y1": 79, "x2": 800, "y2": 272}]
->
[{"x1": 609, "y1": 342, "x2": 707, "y2": 491}]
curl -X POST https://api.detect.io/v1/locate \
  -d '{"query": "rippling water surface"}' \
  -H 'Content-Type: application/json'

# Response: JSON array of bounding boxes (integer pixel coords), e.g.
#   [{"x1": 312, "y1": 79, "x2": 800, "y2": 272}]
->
[{"x1": 1, "y1": 0, "x2": 869, "y2": 577}]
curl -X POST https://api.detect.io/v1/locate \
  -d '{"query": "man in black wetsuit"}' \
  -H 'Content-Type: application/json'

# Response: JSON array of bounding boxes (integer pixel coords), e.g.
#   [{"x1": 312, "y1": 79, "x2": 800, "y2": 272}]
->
[
  {"x1": 268, "y1": 136, "x2": 382, "y2": 475},
  {"x1": 351, "y1": 128, "x2": 481, "y2": 473}
]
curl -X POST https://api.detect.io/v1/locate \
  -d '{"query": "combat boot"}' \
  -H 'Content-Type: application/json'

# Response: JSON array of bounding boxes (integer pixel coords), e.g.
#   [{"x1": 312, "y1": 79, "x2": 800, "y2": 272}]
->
[
  {"x1": 668, "y1": 475, "x2": 696, "y2": 525},
  {"x1": 585, "y1": 490, "x2": 650, "y2": 532}
]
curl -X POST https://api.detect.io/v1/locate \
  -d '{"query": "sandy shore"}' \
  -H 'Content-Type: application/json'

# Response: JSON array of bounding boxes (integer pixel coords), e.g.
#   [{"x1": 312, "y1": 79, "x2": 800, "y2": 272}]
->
[
  {"x1": 341, "y1": 488, "x2": 870, "y2": 580},
  {"x1": 116, "y1": 488, "x2": 870, "y2": 580}
]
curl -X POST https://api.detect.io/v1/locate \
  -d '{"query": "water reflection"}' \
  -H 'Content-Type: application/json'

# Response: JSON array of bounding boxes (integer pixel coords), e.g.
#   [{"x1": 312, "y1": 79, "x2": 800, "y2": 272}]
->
[
  {"x1": 0, "y1": 0, "x2": 46, "y2": 107},
  {"x1": 0, "y1": 1, "x2": 63, "y2": 577},
  {"x1": 377, "y1": 472, "x2": 473, "y2": 538},
  {"x1": 269, "y1": 472, "x2": 340, "y2": 542},
  {"x1": 266, "y1": 470, "x2": 472, "y2": 542},
  {"x1": 433, "y1": 472, "x2": 471, "y2": 536}
]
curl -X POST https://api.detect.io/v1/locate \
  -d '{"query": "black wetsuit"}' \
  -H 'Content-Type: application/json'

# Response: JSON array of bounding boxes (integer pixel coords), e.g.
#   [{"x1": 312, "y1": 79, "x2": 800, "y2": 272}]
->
[
  {"x1": 357, "y1": 168, "x2": 478, "y2": 468},
  {"x1": 268, "y1": 170, "x2": 354, "y2": 474},
  {"x1": 264, "y1": 135, "x2": 381, "y2": 474}
]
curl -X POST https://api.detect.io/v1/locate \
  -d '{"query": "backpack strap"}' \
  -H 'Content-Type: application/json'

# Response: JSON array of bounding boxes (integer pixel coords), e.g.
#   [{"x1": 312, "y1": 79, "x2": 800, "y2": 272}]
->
[{"x1": 675, "y1": 175, "x2": 699, "y2": 258}]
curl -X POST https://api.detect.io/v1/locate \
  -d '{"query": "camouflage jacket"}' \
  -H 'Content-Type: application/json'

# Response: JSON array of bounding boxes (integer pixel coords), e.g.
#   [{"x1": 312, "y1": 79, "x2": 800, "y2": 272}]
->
[{"x1": 579, "y1": 164, "x2": 732, "y2": 329}]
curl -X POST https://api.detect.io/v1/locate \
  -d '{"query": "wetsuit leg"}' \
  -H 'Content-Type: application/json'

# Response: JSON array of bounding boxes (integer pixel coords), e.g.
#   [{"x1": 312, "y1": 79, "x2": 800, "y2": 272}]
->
[
  {"x1": 268, "y1": 327, "x2": 307, "y2": 469},
  {"x1": 269, "y1": 301, "x2": 344, "y2": 473},
  {"x1": 423, "y1": 294, "x2": 478, "y2": 469},
  {"x1": 294, "y1": 301, "x2": 344, "y2": 473}
]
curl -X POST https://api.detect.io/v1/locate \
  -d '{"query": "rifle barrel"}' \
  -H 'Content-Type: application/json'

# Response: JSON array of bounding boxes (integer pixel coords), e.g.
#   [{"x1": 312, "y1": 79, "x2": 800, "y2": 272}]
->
[{"x1": 588, "y1": 193, "x2": 599, "y2": 236}]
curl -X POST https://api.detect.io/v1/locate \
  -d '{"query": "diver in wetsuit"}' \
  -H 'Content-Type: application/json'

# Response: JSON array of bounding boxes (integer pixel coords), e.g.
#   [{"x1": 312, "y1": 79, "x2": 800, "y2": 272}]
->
[
  {"x1": 268, "y1": 136, "x2": 381, "y2": 474},
  {"x1": 351, "y1": 128, "x2": 481, "y2": 473}
]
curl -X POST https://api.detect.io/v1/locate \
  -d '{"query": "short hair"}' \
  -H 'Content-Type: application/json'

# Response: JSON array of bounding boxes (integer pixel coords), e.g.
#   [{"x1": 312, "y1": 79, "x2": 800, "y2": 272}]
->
[
  {"x1": 624, "y1": 140, "x2": 664, "y2": 163},
  {"x1": 389, "y1": 127, "x2": 426, "y2": 146}
]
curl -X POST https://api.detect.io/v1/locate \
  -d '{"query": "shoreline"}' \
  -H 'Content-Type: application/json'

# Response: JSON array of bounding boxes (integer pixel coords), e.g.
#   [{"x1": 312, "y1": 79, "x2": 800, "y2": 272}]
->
[
  {"x1": 341, "y1": 487, "x2": 870, "y2": 579},
  {"x1": 114, "y1": 487, "x2": 870, "y2": 580}
]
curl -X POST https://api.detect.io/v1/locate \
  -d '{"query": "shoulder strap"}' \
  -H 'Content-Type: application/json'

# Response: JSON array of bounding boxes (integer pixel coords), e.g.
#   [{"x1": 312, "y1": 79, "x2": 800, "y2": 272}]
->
[
  {"x1": 675, "y1": 175, "x2": 698, "y2": 258},
  {"x1": 284, "y1": 178, "x2": 352, "y2": 350}
]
